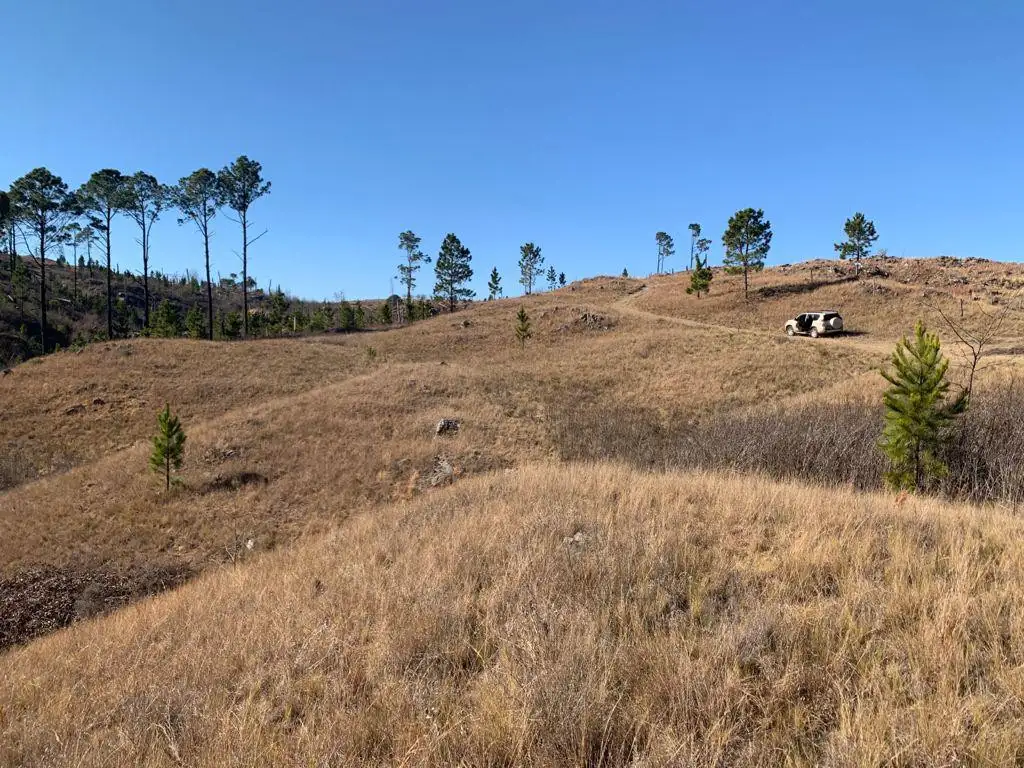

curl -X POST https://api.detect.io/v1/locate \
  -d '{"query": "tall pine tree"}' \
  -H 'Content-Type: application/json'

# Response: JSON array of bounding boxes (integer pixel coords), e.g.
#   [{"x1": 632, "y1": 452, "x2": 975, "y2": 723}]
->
[
  {"x1": 434, "y1": 233, "x2": 474, "y2": 312},
  {"x1": 397, "y1": 230, "x2": 430, "y2": 318},
  {"x1": 518, "y1": 242, "x2": 543, "y2": 295},
  {"x1": 880, "y1": 321, "x2": 966, "y2": 492},
  {"x1": 655, "y1": 231, "x2": 674, "y2": 273},
  {"x1": 722, "y1": 208, "x2": 772, "y2": 300}
]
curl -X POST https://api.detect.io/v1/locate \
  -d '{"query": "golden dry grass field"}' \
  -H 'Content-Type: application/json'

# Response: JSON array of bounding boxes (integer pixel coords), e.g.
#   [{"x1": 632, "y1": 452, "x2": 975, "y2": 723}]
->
[{"x1": 2, "y1": 258, "x2": 1024, "y2": 766}]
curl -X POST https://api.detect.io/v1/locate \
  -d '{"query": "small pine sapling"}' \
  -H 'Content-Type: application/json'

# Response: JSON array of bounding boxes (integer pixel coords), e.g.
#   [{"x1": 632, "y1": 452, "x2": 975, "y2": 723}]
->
[
  {"x1": 686, "y1": 252, "x2": 713, "y2": 297},
  {"x1": 546, "y1": 266, "x2": 558, "y2": 291},
  {"x1": 879, "y1": 321, "x2": 967, "y2": 492},
  {"x1": 150, "y1": 404, "x2": 186, "y2": 490},
  {"x1": 515, "y1": 306, "x2": 532, "y2": 349}
]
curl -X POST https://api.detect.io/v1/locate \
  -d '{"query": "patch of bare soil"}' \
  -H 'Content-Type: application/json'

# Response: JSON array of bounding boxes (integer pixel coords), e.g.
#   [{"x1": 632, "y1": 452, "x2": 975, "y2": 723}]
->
[{"x1": 0, "y1": 559, "x2": 193, "y2": 651}]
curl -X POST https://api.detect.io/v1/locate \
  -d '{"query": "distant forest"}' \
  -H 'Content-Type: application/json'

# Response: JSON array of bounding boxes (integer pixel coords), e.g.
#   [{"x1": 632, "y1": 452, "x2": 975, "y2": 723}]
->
[
  {"x1": 0, "y1": 157, "x2": 577, "y2": 364},
  {"x1": 0, "y1": 159, "x2": 437, "y2": 363}
]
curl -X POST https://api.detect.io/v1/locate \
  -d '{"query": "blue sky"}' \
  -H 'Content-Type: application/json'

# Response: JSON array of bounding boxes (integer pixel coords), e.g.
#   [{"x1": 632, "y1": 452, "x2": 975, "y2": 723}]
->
[{"x1": 4, "y1": 0, "x2": 1023, "y2": 299}]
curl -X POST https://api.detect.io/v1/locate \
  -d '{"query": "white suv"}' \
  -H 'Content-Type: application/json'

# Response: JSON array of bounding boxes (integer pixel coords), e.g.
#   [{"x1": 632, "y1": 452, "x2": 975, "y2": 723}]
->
[{"x1": 785, "y1": 311, "x2": 843, "y2": 338}]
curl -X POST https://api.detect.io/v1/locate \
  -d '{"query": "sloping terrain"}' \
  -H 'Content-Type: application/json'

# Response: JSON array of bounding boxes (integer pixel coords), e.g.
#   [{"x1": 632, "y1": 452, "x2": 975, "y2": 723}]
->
[
  {"x1": 2, "y1": 258, "x2": 1024, "y2": 765},
  {"x1": 6, "y1": 466, "x2": 1024, "y2": 766}
]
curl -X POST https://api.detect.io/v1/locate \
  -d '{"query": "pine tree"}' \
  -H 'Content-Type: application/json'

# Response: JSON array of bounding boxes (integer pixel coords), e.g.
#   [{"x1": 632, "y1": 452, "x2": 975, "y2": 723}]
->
[
  {"x1": 338, "y1": 301, "x2": 356, "y2": 331},
  {"x1": 686, "y1": 252, "x2": 713, "y2": 297},
  {"x1": 397, "y1": 231, "x2": 430, "y2": 319},
  {"x1": 880, "y1": 321, "x2": 967, "y2": 492},
  {"x1": 545, "y1": 266, "x2": 558, "y2": 291},
  {"x1": 834, "y1": 212, "x2": 878, "y2": 276},
  {"x1": 185, "y1": 304, "x2": 205, "y2": 339},
  {"x1": 655, "y1": 231, "x2": 675, "y2": 273},
  {"x1": 150, "y1": 404, "x2": 186, "y2": 491},
  {"x1": 378, "y1": 300, "x2": 393, "y2": 325},
  {"x1": 488, "y1": 267, "x2": 502, "y2": 300},
  {"x1": 621, "y1": 268, "x2": 629, "y2": 278},
  {"x1": 518, "y1": 242, "x2": 544, "y2": 295},
  {"x1": 151, "y1": 299, "x2": 182, "y2": 337},
  {"x1": 723, "y1": 208, "x2": 772, "y2": 299},
  {"x1": 11, "y1": 253, "x2": 29, "y2": 321},
  {"x1": 687, "y1": 223, "x2": 702, "y2": 270},
  {"x1": 558, "y1": 272, "x2": 566, "y2": 287},
  {"x1": 515, "y1": 306, "x2": 532, "y2": 349},
  {"x1": 434, "y1": 233, "x2": 474, "y2": 312}
]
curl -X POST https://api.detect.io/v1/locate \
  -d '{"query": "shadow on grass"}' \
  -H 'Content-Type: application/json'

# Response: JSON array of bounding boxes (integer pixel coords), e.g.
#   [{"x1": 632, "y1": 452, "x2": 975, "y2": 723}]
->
[
  {"x1": 755, "y1": 275, "x2": 859, "y2": 300},
  {"x1": 199, "y1": 471, "x2": 270, "y2": 493}
]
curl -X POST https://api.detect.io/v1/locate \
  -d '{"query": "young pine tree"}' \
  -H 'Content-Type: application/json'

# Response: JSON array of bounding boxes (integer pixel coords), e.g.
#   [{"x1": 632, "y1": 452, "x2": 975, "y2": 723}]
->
[
  {"x1": 879, "y1": 321, "x2": 967, "y2": 492},
  {"x1": 185, "y1": 304, "x2": 205, "y2": 339},
  {"x1": 151, "y1": 299, "x2": 182, "y2": 338},
  {"x1": 515, "y1": 306, "x2": 532, "y2": 349},
  {"x1": 488, "y1": 267, "x2": 502, "y2": 300},
  {"x1": 545, "y1": 266, "x2": 558, "y2": 291},
  {"x1": 150, "y1": 404, "x2": 186, "y2": 491},
  {"x1": 558, "y1": 272, "x2": 566, "y2": 287},
  {"x1": 686, "y1": 252, "x2": 713, "y2": 297},
  {"x1": 834, "y1": 212, "x2": 879, "y2": 277}
]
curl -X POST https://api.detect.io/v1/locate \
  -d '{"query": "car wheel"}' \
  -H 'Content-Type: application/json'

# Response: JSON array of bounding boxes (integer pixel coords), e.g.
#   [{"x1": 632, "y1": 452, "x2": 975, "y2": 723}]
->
[
  {"x1": 810, "y1": 328, "x2": 819, "y2": 338},
  {"x1": 786, "y1": 326, "x2": 795, "y2": 337}
]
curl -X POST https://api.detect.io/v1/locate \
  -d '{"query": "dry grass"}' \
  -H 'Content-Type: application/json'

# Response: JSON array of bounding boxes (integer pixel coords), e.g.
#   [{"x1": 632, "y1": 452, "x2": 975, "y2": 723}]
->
[
  {"x1": 0, "y1": 338, "x2": 365, "y2": 488},
  {"x1": 4, "y1": 260, "x2": 1024, "y2": 764},
  {"x1": 6, "y1": 465, "x2": 1024, "y2": 766},
  {"x1": 633, "y1": 257, "x2": 1024, "y2": 342}
]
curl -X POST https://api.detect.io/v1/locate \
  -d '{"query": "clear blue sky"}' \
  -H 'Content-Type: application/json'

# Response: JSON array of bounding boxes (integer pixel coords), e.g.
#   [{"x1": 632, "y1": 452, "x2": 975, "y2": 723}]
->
[{"x1": 4, "y1": 0, "x2": 1023, "y2": 299}]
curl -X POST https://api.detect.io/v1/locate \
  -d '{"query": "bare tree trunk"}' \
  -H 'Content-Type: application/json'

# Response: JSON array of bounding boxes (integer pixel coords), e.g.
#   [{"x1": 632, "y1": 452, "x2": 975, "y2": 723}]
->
[
  {"x1": 39, "y1": 223, "x2": 47, "y2": 353},
  {"x1": 105, "y1": 212, "x2": 113, "y2": 339},
  {"x1": 204, "y1": 226, "x2": 213, "y2": 341},
  {"x1": 9, "y1": 229, "x2": 16, "y2": 294},
  {"x1": 142, "y1": 224, "x2": 150, "y2": 330},
  {"x1": 241, "y1": 210, "x2": 249, "y2": 338}
]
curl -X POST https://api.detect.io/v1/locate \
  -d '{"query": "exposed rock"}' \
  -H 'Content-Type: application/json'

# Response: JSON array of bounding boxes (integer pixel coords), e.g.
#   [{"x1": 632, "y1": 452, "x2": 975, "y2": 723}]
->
[
  {"x1": 63, "y1": 404, "x2": 86, "y2": 416},
  {"x1": 435, "y1": 418, "x2": 460, "y2": 436},
  {"x1": 563, "y1": 530, "x2": 587, "y2": 547},
  {"x1": 428, "y1": 455, "x2": 455, "y2": 487},
  {"x1": 91, "y1": 397, "x2": 106, "y2": 406}
]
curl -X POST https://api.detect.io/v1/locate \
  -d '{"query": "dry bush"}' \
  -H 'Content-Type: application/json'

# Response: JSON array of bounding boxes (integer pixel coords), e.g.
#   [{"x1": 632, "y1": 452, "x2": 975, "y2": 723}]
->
[
  {"x1": 5, "y1": 466, "x2": 1024, "y2": 766},
  {"x1": 551, "y1": 386, "x2": 1024, "y2": 506}
]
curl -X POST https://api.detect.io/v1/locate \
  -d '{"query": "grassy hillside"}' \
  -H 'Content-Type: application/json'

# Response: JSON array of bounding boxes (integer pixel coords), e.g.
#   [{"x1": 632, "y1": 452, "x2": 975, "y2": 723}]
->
[
  {"x1": 2, "y1": 257, "x2": 1024, "y2": 765},
  {"x1": 6, "y1": 466, "x2": 1024, "y2": 766}
]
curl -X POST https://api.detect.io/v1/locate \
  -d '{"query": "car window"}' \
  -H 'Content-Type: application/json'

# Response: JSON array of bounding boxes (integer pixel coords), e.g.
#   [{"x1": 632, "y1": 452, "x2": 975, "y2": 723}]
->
[{"x1": 823, "y1": 313, "x2": 839, "y2": 321}]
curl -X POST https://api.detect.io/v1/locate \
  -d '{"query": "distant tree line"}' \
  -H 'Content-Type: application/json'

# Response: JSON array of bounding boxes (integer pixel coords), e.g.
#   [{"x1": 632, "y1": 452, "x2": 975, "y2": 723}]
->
[
  {"x1": 0, "y1": 157, "x2": 270, "y2": 352},
  {"x1": 392, "y1": 232, "x2": 567, "y2": 323},
  {"x1": 650, "y1": 210, "x2": 879, "y2": 299}
]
